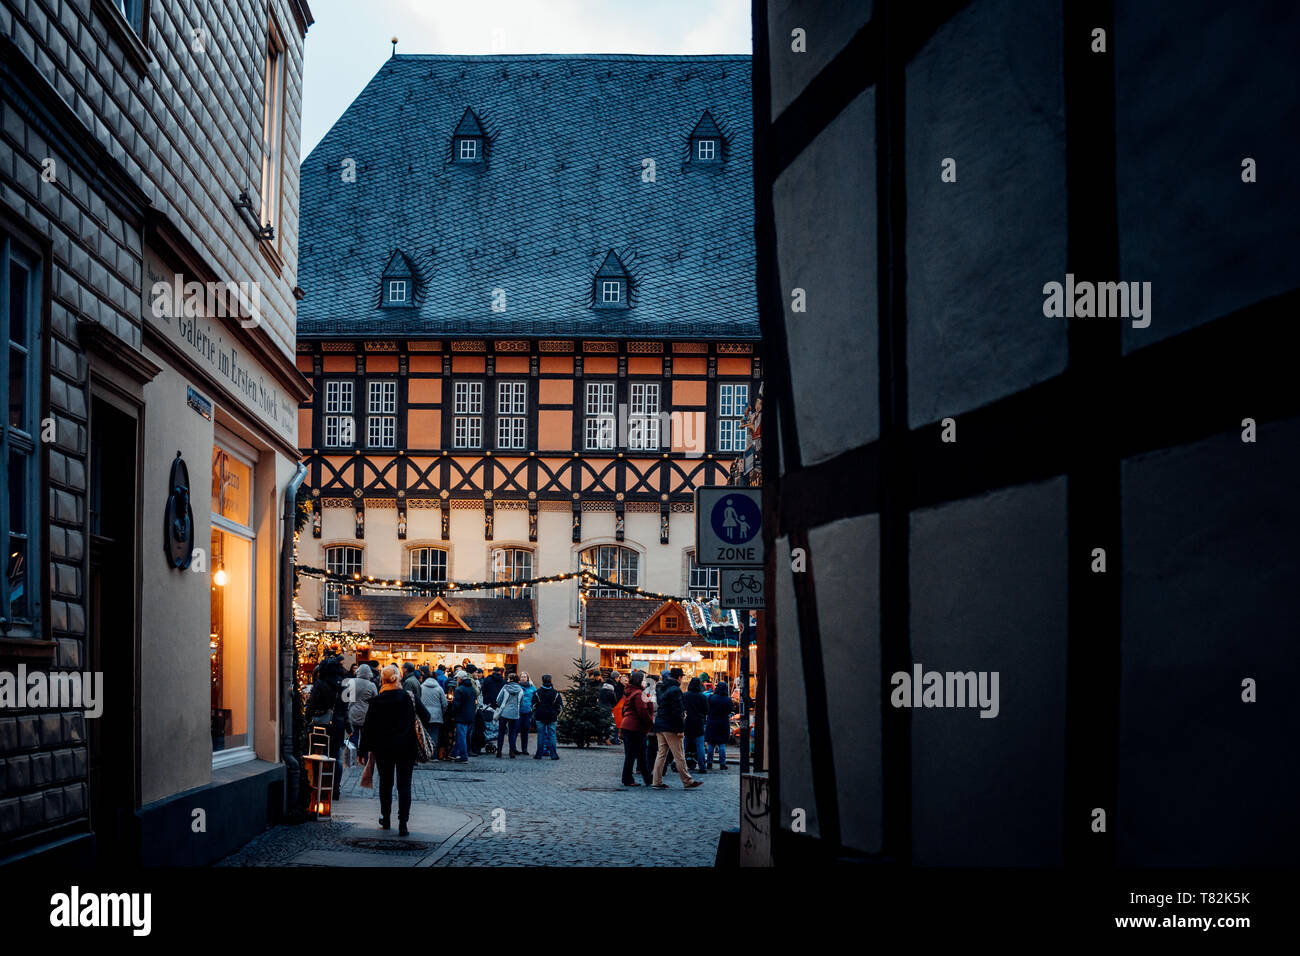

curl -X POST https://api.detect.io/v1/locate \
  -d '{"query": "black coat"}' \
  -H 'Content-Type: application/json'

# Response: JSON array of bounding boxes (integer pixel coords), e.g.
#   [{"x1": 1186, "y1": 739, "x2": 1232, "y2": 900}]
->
[
  {"x1": 682, "y1": 690, "x2": 709, "y2": 737},
  {"x1": 653, "y1": 678, "x2": 685, "y2": 734},
  {"x1": 359, "y1": 688, "x2": 418, "y2": 763},
  {"x1": 532, "y1": 685, "x2": 563, "y2": 722},
  {"x1": 705, "y1": 692, "x2": 736, "y2": 744},
  {"x1": 480, "y1": 674, "x2": 505, "y2": 709},
  {"x1": 451, "y1": 681, "x2": 478, "y2": 724}
]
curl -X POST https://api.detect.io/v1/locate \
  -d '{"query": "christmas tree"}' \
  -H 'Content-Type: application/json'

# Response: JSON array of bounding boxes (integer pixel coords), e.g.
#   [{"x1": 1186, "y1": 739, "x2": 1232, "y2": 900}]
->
[{"x1": 557, "y1": 653, "x2": 614, "y2": 747}]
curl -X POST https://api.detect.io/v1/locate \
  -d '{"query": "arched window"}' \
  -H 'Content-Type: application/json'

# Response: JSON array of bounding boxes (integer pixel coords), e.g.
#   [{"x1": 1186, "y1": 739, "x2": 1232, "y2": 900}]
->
[
  {"x1": 492, "y1": 548, "x2": 534, "y2": 598},
  {"x1": 323, "y1": 545, "x2": 362, "y2": 618},
  {"x1": 580, "y1": 545, "x2": 640, "y2": 597},
  {"x1": 409, "y1": 547, "x2": 449, "y2": 588}
]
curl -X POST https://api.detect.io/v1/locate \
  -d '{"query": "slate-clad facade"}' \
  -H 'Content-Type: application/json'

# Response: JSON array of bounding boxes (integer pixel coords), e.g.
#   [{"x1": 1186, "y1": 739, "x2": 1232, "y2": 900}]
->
[
  {"x1": 753, "y1": 0, "x2": 1299, "y2": 867},
  {"x1": 1, "y1": 0, "x2": 314, "y2": 866},
  {"x1": 296, "y1": 54, "x2": 760, "y2": 684}
]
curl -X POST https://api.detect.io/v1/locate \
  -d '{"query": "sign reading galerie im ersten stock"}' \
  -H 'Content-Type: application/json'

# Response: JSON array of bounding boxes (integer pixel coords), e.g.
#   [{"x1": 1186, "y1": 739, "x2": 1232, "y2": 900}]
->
[{"x1": 143, "y1": 249, "x2": 298, "y2": 447}]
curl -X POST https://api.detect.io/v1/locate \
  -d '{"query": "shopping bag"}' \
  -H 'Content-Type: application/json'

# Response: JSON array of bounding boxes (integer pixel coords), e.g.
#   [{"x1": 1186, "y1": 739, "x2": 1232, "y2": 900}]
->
[{"x1": 359, "y1": 753, "x2": 375, "y2": 789}]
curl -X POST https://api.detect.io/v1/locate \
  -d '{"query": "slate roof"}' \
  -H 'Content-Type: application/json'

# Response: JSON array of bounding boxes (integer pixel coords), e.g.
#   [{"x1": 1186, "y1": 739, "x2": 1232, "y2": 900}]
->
[
  {"x1": 298, "y1": 54, "x2": 757, "y2": 340},
  {"x1": 338, "y1": 594, "x2": 536, "y2": 645},
  {"x1": 582, "y1": 597, "x2": 697, "y2": 647}
]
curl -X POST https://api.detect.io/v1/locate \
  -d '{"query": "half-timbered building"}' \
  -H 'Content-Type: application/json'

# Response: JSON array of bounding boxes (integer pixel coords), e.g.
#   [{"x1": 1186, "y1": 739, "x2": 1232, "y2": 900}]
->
[{"x1": 294, "y1": 54, "x2": 759, "y2": 681}]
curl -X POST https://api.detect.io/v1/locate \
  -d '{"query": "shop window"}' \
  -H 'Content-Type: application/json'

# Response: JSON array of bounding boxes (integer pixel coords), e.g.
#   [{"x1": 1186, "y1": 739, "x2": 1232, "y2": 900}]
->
[
  {"x1": 0, "y1": 235, "x2": 41, "y2": 636},
  {"x1": 324, "y1": 545, "x2": 362, "y2": 617},
  {"x1": 211, "y1": 445, "x2": 256, "y2": 762},
  {"x1": 493, "y1": 547, "x2": 534, "y2": 598}
]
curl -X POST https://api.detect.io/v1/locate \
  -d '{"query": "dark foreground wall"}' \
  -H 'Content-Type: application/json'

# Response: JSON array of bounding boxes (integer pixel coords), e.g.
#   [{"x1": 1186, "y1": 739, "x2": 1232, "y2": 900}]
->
[{"x1": 754, "y1": 0, "x2": 1299, "y2": 865}]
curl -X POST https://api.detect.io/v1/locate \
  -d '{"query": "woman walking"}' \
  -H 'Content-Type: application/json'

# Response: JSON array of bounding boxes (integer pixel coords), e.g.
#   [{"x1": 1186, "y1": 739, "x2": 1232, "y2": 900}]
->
[
  {"x1": 619, "y1": 671, "x2": 654, "y2": 786},
  {"x1": 359, "y1": 664, "x2": 418, "y2": 836},
  {"x1": 705, "y1": 680, "x2": 736, "y2": 770}
]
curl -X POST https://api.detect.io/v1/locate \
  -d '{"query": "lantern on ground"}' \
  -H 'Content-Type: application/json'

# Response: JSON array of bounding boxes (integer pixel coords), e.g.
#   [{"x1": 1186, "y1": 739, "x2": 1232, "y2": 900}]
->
[
  {"x1": 304, "y1": 754, "x2": 335, "y2": 818},
  {"x1": 305, "y1": 726, "x2": 336, "y2": 818}
]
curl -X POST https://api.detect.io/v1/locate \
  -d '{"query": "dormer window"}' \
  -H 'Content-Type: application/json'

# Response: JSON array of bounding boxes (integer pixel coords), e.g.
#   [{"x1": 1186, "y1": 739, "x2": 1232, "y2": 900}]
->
[
  {"x1": 452, "y1": 107, "x2": 486, "y2": 164},
  {"x1": 593, "y1": 250, "x2": 630, "y2": 310},
  {"x1": 689, "y1": 110, "x2": 725, "y2": 165},
  {"x1": 381, "y1": 250, "x2": 417, "y2": 308}
]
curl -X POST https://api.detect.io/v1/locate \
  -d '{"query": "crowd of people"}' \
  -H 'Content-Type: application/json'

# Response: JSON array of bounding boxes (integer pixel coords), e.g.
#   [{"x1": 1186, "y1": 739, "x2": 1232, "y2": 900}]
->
[{"x1": 304, "y1": 653, "x2": 742, "y2": 835}]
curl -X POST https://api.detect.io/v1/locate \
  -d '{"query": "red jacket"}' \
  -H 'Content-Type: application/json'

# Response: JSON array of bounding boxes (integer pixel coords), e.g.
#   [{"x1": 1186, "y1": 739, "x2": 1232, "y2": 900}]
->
[{"x1": 619, "y1": 685, "x2": 653, "y2": 733}]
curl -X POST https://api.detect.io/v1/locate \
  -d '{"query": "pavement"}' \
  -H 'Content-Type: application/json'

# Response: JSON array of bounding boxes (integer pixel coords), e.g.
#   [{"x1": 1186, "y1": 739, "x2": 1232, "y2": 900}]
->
[{"x1": 217, "y1": 743, "x2": 739, "y2": 867}]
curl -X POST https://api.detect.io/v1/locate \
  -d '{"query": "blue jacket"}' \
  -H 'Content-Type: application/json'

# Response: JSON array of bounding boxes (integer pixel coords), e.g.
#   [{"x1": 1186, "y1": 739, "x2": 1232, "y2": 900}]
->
[
  {"x1": 434, "y1": 670, "x2": 447, "y2": 689},
  {"x1": 519, "y1": 682, "x2": 536, "y2": 713}
]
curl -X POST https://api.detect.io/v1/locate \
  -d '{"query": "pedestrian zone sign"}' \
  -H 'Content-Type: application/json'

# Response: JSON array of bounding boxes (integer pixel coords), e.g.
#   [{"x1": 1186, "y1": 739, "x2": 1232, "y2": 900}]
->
[{"x1": 695, "y1": 486, "x2": 763, "y2": 567}]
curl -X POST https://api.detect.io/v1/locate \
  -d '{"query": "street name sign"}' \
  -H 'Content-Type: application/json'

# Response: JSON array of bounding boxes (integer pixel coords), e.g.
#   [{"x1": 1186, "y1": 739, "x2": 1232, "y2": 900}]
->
[{"x1": 695, "y1": 486, "x2": 764, "y2": 567}]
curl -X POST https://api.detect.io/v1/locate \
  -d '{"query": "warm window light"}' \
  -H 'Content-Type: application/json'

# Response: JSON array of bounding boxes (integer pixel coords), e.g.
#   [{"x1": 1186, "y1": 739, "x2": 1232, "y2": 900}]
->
[{"x1": 213, "y1": 566, "x2": 228, "y2": 587}]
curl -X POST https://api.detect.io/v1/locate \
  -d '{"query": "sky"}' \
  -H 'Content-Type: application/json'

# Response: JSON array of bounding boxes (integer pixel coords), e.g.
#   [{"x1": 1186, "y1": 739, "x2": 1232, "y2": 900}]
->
[{"x1": 299, "y1": 0, "x2": 753, "y2": 157}]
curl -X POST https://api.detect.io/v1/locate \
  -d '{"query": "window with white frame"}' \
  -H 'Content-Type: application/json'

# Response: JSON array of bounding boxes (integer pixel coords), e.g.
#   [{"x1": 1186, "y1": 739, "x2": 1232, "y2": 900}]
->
[
  {"x1": 585, "y1": 382, "x2": 615, "y2": 450},
  {"x1": 323, "y1": 380, "x2": 355, "y2": 447},
  {"x1": 458, "y1": 138, "x2": 479, "y2": 161},
  {"x1": 601, "y1": 280, "x2": 621, "y2": 303},
  {"x1": 688, "y1": 551, "x2": 719, "y2": 601},
  {"x1": 718, "y1": 382, "x2": 750, "y2": 452},
  {"x1": 492, "y1": 548, "x2": 534, "y2": 598},
  {"x1": 580, "y1": 545, "x2": 640, "y2": 598},
  {"x1": 259, "y1": 22, "x2": 286, "y2": 241},
  {"x1": 323, "y1": 546, "x2": 362, "y2": 618},
  {"x1": 409, "y1": 547, "x2": 449, "y2": 587},
  {"x1": 1, "y1": 234, "x2": 41, "y2": 636},
  {"x1": 496, "y1": 381, "x2": 527, "y2": 449},
  {"x1": 629, "y1": 382, "x2": 661, "y2": 450},
  {"x1": 453, "y1": 381, "x2": 483, "y2": 449},
  {"x1": 367, "y1": 380, "x2": 396, "y2": 448},
  {"x1": 697, "y1": 138, "x2": 718, "y2": 161},
  {"x1": 386, "y1": 279, "x2": 408, "y2": 305}
]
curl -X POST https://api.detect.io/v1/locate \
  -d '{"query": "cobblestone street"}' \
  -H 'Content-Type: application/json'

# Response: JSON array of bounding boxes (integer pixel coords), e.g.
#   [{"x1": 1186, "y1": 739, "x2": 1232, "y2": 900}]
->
[{"x1": 219, "y1": 744, "x2": 739, "y2": 867}]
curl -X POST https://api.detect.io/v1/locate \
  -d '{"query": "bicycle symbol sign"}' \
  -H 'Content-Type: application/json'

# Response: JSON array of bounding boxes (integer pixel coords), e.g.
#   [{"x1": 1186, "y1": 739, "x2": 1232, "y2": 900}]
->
[{"x1": 720, "y1": 567, "x2": 765, "y2": 609}]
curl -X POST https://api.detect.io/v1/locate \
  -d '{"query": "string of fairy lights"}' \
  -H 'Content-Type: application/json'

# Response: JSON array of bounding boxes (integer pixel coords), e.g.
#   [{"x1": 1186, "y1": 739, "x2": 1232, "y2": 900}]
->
[
  {"x1": 293, "y1": 564, "x2": 746, "y2": 640},
  {"x1": 296, "y1": 565, "x2": 695, "y2": 604}
]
